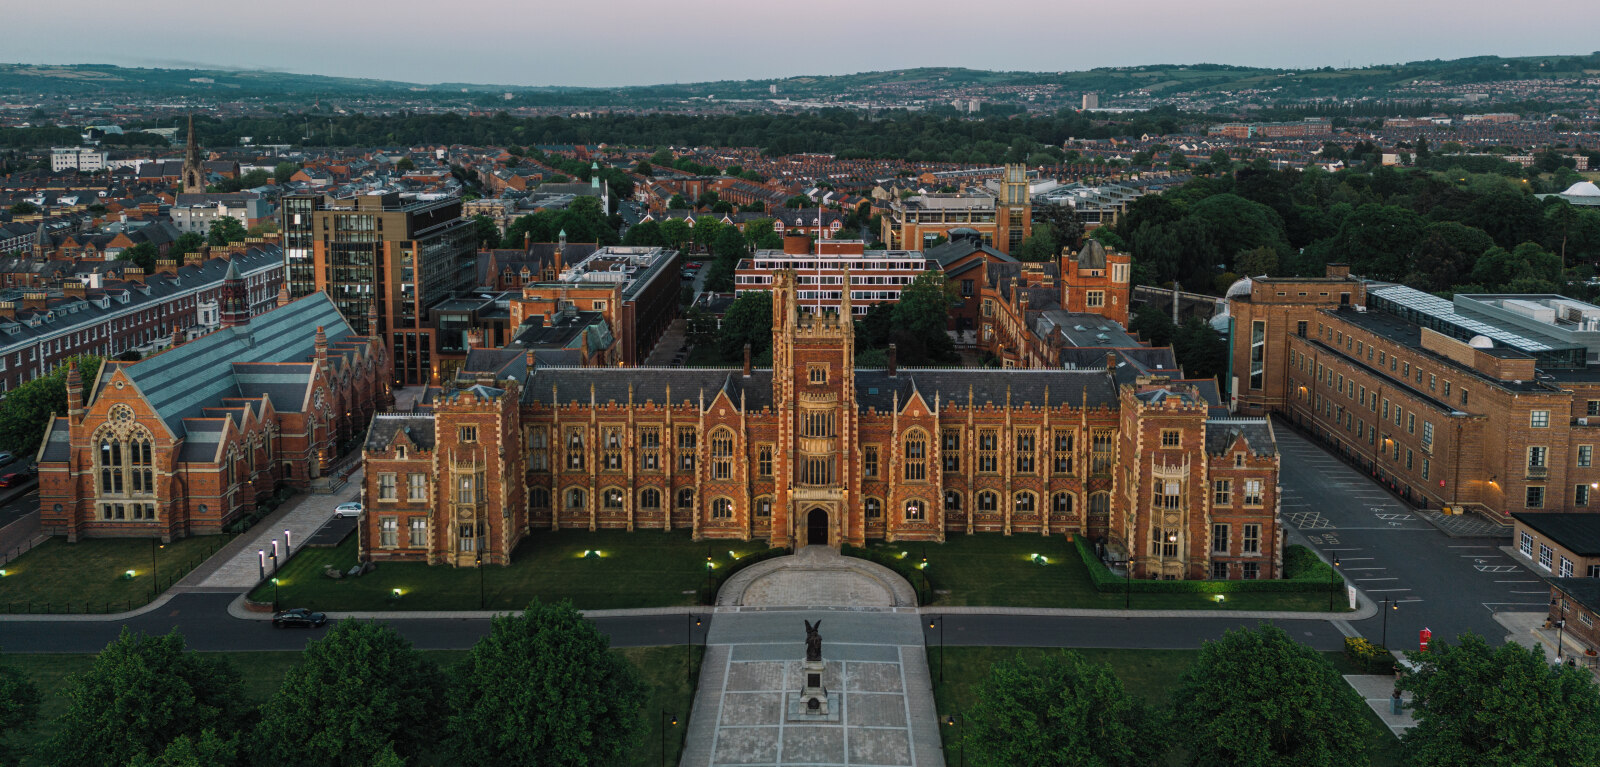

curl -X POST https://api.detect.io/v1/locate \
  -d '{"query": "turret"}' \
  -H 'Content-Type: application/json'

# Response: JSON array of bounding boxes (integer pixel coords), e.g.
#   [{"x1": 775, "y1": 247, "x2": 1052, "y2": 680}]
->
[
  {"x1": 65, "y1": 358, "x2": 84, "y2": 423},
  {"x1": 314, "y1": 325, "x2": 328, "y2": 364}
]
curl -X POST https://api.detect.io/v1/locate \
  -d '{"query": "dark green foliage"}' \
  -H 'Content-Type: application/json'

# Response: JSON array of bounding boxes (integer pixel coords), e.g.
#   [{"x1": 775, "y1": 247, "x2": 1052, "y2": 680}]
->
[
  {"x1": 503, "y1": 196, "x2": 617, "y2": 249},
  {"x1": 0, "y1": 354, "x2": 101, "y2": 457},
  {"x1": 273, "y1": 162, "x2": 300, "y2": 183},
  {"x1": 0, "y1": 652, "x2": 40, "y2": 766},
  {"x1": 118, "y1": 242, "x2": 157, "y2": 272},
  {"x1": 205, "y1": 216, "x2": 247, "y2": 246},
  {"x1": 127, "y1": 730, "x2": 239, "y2": 767},
  {"x1": 667, "y1": 194, "x2": 688, "y2": 210},
  {"x1": 622, "y1": 219, "x2": 663, "y2": 246},
  {"x1": 890, "y1": 272, "x2": 955, "y2": 364},
  {"x1": 1073, "y1": 539, "x2": 1342, "y2": 594},
  {"x1": 8, "y1": 202, "x2": 37, "y2": 216},
  {"x1": 40, "y1": 629, "x2": 247, "y2": 767},
  {"x1": 1397, "y1": 632, "x2": 1600, "y2": 767},
  {"x1": 964, "y1": 651, "x2": 1166, "y2": 767},
  {"x1": 251, "y1": 620, "x2": 445, "y2": 767},
  {"x1": 717, "y1": 291, "x2": 773, "y2": 362},
  {"x1": 444, "y1": 600, "x2": 646, "y2": 767},
  {"x1": 169, "y1": 232, "x2": 205, "y2": 260},
  {"x1": 471, "y1": 213, "x2": 501, "y2": 249},
  {"x1": 1170, "y1": 624, "x2": 1371, "y2": 767}
]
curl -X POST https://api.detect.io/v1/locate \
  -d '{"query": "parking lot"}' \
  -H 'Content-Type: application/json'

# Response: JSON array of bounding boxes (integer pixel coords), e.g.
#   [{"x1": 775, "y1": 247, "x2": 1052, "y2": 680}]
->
[{"x1": 1275, "y1": 420, "x2": 1547, "y2": 647}]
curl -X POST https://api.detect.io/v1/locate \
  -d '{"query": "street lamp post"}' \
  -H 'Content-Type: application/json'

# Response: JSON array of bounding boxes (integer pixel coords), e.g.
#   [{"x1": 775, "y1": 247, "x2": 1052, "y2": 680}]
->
[
  {"x1": 270, "y1": 577, "x2": 279, "y2": 612},
  {"x1": 1551, "y1": 596, "x2": 1568, "y2": 662},
  {"x1": 660, "y1": 711, "x2": 678, "y2": 767},
  {"x1": 945, "y1": 714, "x2": 965, "y2": 767},
  {"x1": 476, "y1": 549, "x2": 485, "y2": 610},
  {"x1": 270, "y1": 540, "x2": 279, "y2": 575},
  {"x1": 928, "y1": 616, "x2": 945, "y2": 683},
  {"x1": 150, "y1": 539, "x2": 162, "y2": 585},
  {"x1": 1330, "y1": 554, "x2": 1341, "y2": 611},
  {"x1": 1381, "y1": 597, "x2": 1399, "y2": 649},
  {"x1": 257, "y1": 549, "x2": 265, "y2": 581},
  {"x1": 1124, "y1": 557, "x2": 1131, "y2": 609},
  {"x1": 284, "y1": 529, "x2": 293, "y2": 554},
  {"x1": 686, "y1": 614, "x2": 703, "y2": 686}
]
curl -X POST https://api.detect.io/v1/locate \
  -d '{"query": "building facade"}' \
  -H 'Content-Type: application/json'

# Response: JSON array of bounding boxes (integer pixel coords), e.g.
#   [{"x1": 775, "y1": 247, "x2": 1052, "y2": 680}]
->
[
  {"x1": 280, "y1": 193, "x2": 476, "y2": 385},
  {"x1": 1229, "y1": 266, "x2": 1600, "y2": 520},
  {"x1": 360, "y1": 271, "x2": 1282, "y2": 580},
  {"x1": 37, "y1": 292, "x2": 391, "y2": 541},
  {"x1": 734, "y1": 236, "x2": 931, "y2": 316},
  {"x1": 881, "y1": 164, "x2": 1032, "y2": 256}
]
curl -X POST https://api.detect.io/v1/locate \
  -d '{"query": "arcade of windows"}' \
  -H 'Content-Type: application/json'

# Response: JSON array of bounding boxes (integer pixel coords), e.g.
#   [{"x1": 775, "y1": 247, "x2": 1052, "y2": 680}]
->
[{"x1": 96, "y1": 405, "x2": 156, "y2": 522}]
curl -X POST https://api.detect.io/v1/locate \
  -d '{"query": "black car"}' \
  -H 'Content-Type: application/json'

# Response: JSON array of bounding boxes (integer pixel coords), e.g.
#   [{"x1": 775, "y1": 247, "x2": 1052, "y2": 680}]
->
[{"x1": 272, "y1": 608, "x2": 328, "y2": 628}]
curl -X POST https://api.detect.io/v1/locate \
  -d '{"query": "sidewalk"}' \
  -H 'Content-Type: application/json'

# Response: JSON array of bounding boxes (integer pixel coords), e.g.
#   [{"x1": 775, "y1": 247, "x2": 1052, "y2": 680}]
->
[
  {"x1": 177, "y1": 470, "x2": 362, "y2": 592},
  {"x1": 1414, "y1": 509, "x2": 1511, "y2": 539},
  {"x1": 1344, "y1": 674, "x2": 1415, "y2": 736}
]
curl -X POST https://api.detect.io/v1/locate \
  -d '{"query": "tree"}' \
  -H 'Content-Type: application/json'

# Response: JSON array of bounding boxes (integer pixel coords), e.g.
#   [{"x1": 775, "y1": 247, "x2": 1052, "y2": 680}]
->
[
  {"x1": 118, "y1": 242, "x2": 157, "y2": 272},
  {"x1": 251, "y1": 620, "x2": 445, "y2": 767},
  {"x1": 964, "y1": 650, "x2": 1165, "y2": 767},
  {"x1": 660, "y1": 219, "x2": 691, "y2": 250},
  {"x1": 394, "y1": 157, "x2": 416, "y2": 172},
  {"x1": 206, "y1": 216, "x2": 247, "y2": 246},
  {"x1": 169, "y1": 232, "x2": 204, "y2": 259},
  {"x1": 273, "y1": 162, "x2": 300, "y2": 184},
  {"x1": 1169, "y1": 149, "x2": 1189, "y2": 169},
  {"x1": 1170, "y1": 624, "x2": 1370, "y2": 767},
  {"x1": 717, "y1": 291, "x2": 774, "y2": 362},
  {"x1": 471, "y1": 214, "x2": 501, "y2": 249},
  {"x1": 41, "y1": 628, "x2": 247, "y2": 767},
  {"x1": 127, "y1": 730, "x2": 239, "y2": 767},
  {"x1": 634, "y1": 160, "x2": 652, "y2": 176},
  {"x1": 784, "y1": 194, "x2": 811, "y2": 209},
  {"x1": 1130, "y1": 301, "x2": 1177, "y2": 348},
  {"x1": 692, "y1": 217, "x2": 725, "y2": 251},
  {"x1": 8, "y1": 202, "x2": 37, "y2": 216},
  {"x1": 667, "y1": 194, "x2": 689, "y2": 210},
  {"x1": 696, "y1": 189, "x2": 720, "y2": 208},
  {"x1": 650, "y1": 148, "x2": 675, "y2": 167},
  {"x1": 1015, "y1": 224, "x2": 1059, "y2": 262},
  {"x1": 1397, "y1": 632, "x2": 1600, "y2": 767},
  {"x1": 1235, "y1": 246, "x2": 1279, "y2": 277},
  {"x1": 622, "y1": 220, "x2": 663, "y2": 247},
  {"x1": 0, "y1": 652, "x2": 41, "y2": 766},
  {"x1": 891, "y1": 272, "x2": 954, "y2": 364},
  {"x1": 1173, "y1": 318, "x2": 1230, "y2": 388},
  {"x1": 742, "y1": 218, "x2": 777, "y2": 248},
  {"x1": 444, "y1": 600, "x2": 646, "y2": 766}
]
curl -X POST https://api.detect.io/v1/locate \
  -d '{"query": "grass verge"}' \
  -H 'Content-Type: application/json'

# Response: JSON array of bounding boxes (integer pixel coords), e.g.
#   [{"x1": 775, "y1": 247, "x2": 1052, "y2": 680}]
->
[
  {"x1": 250, "y1": 530, "x2": 777, "y2": 611},
  {"x1": 855, "y1": 534, "x2": 1347, "y2": 611},
  {"x1": 1, "y1": 645, "x2": 700, "y2": 767},
  {"x1": 930, "y1": 646, "x2": 1401, "y2": 767},
  {"x1": 0, "y1": 536, "x2": 229, "y2": 614}
]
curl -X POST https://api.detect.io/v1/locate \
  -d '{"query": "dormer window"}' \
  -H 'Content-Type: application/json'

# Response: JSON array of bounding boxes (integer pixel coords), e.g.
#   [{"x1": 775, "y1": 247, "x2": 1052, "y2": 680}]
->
[
  {"x1": 395, "y1": 445, "x2": 407, "y2": 459},
  {"x1": 1234, "y1": 453, "x2": 1245, "y2": 467}
]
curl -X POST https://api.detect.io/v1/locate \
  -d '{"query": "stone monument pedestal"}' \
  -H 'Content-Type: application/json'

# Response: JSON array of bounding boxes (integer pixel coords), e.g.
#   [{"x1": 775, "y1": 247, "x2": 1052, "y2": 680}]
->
[{"x1": 786, "y1": 658, "x2": 840, "y2": 721}]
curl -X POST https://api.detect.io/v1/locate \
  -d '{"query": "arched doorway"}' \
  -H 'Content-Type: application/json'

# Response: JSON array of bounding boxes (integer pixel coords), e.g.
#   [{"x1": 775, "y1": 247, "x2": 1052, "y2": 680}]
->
[{"x1": 806, "y1": 507, "x2": 829, "y2": 547}]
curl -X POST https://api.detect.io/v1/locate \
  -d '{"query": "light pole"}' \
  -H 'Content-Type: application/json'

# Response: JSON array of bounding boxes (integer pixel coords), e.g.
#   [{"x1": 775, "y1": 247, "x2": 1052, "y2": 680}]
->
[
  {"x1": 476, "y1": 549, "x2": 485, "y2": 610},
  {"x1": 660, "y1": 711, "x2": 678, "y2": 767},
  {"x1": 687, "y1": 614, "x2": 703, "y2": 686},
  {"x1": 1330, "y1": 554, "x2": 1341, "y2": 611},
  {"x1": 1124, "y1": 557, "x2": 1131, "y2": 609},
  {"x1": 270, "y1": 540, "x2": 279, "y2": 575},
  {"x1": 928, "y1": 616, "x2": 945, "y2": 683},
  {"x1": 1381, "y1": 597, "x2": 1399, "y2": 649},
  {"x1": 150, "y1": 539, "x2": 163, "y2": 585},
  {"x1": 1551, "y1": 596, "x2": 1567, "y2": 662},
  {"x1": 945, "y1": 714, "x2": 965, "y2": 767},
  {"x1": 257, "y1": 549, "x2": 265, "y2": 581},
  {"x1": 270, "y1": 577, "x2": 279, "y2": 612},
  {"x1": 284, "y1": 529, "x2": 293, "y2": 554}
]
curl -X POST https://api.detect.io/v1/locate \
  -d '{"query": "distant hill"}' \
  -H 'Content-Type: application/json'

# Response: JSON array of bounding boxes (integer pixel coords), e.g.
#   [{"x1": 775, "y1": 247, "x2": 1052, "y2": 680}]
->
[{"x1": 2, "y1": 54, "x2": 1597, "y2": 104}]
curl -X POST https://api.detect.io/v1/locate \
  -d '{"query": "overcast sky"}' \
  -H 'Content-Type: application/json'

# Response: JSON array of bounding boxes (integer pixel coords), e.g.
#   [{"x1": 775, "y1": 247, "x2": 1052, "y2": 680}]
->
[{"x1": 5, "y1": 0, "x2": 1595, "y2": 88}]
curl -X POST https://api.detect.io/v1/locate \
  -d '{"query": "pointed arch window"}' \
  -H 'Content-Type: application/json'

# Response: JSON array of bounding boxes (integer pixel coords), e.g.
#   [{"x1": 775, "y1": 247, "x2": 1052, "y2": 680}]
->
[
  {"x1": 711, "y1": 429, "x2": 735, "y2": 480},
  {"x1": 97, "y1": 407, "x2": 154, "y2": 500},
  {"x1": 904, "y1": 432, "x2": 927, "y2": 481}
]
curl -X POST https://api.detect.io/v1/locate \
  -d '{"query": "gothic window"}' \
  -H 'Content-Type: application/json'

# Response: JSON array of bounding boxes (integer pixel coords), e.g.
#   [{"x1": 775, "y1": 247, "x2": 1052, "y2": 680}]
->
[
  {"x1": 800, "y1": 456, "x2": 833, "y2": 485},
  {"x1": 640, "y1": 488, "x2": 662, "y2": 509},
  {"x1": 943, "y1": 491, "x2": 962, "y2": 510},
  {"x1": 677, "y1": 428, "x2": 697, "y2": 471},
  {"x1": 676, "y1": 488, "x2": 695, "y2": 510},
  {"x1": 801, "y1": 410, "x2": 835, "y2": 438},
  {"x1": 1091, "y1": 430, "x2": 1115, "y2": 474},
  {"x1": 566, "y1": 428, "x2": 585, "y2": 470},
  {"x1": 904, "y1": 499, "x2": 926, "y2": 521},
  {"x1": 529, "y1": 487, "x2": 550, "y2": 509},
  {"x1": 1053, "y1": 433, "x2": 1074, "y2": 475},
  {"x1": 1015, "y1": 429, "x2": 1036, "y2": 474},
  {"x1": 977, "y1": 491, "x2": 998, "y2": 512},
  {"x1": 408, "y1": 473, "x2": 428, "y2": 500},
  {"x1": 565, "y1": 488, "x2": 586, "y2": 510},
  {"x1": 865, "y1": 497, "x2": 882, "y2": 518},
  {"x1": 978, "y1": 430, "x2": 998, "y2": 473},
  {"x1": 1052, "y1": 493, "x2": 1073, "y2": 514},
  {"x1": 904, "y1": 432, "x2": 927, "y2": 481},
  {"x1": 863, "y1": 446, "x2": 879, "y2": 478},
  {"x1": 711, "y1": 428, "x2": 735, "y2": 480},
  {"x1": 755, "y1": 496, "x2": 772, "y2": 517},
  {"x1": 942, "y1": 430, "x2": 960, "y2": 472},
  {"x1": 758, "y1": 445, "x2": 773, "y2": 477},
  {"x1": 1089, "y1": 491, "x2": 1111, "y2": 516},
  {"x1": 711, "y1": 498, "x2": 733, "y2": 518},
  {"x1": 1014, "y1": 492, "x2": 1036, "y2": 513},
  {"x1": 1152, "y1": 527, "x2": 1179, "y2": 557},
  {"x1": 456, "y1": 474, "x2": 480, "y2": 505},
  {"x1": 96, "y1": 407, "x2": 154, "y2": 505},
  {"x1": 603, "y1": 427, "x2": 623, "y2": 470},
  {"x1": 603, "y1": 488, "x2": 624, "y2": 509},
  {"x1": 640, "y1": 427, "x2": 660, "y2": 471},
  {"x1": 526, "y1": 426, "x2": 548, "y2": 471},
  {"x1": 1157, "y1": 480, "x2": 1182, "y2": 510}
]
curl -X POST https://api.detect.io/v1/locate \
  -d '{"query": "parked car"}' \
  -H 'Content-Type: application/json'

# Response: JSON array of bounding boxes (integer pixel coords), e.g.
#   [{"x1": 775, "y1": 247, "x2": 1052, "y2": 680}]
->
[
  {"x1": 272, "y1": 608, "x2": 327, "y2": 629},
  {"x1": 0, "y1": 452, "x2": 13, "y2": 468},
  {"x1": 333, "y1": 501, "x2": 363, "y2": 518},
  {"x1": 0, "y1": 465, "x2": 36, "y2": 488},
  {"x1": 686, "y1": 261, "x2": 703, "y2": 269}
]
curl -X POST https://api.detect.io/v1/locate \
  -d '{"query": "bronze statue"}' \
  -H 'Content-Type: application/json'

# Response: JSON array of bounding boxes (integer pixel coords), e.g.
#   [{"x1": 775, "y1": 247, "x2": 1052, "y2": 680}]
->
[{"x1": 804, "y1": 619, "x2": 822, "y2": 662}]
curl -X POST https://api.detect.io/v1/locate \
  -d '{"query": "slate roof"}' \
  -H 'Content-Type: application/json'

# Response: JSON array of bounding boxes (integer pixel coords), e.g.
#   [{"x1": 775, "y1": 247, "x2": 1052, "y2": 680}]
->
[
  {"x1": 115, "y1": 293, "x2": 351, "y2": 436},
  {"x1": 365, "y1": 413, "x2": 437, "y2": 451},
  {"x1": 232, "y1": 362, "x2": 314, "y2": 414},
  {"x1": 177, "y1": 419, "x2": 227, "y2": 462},
  {"x1": 39, "y1": 417, "x2": 70, "y2": 462},
  {"x1": 459, "y1": 349, "x2": 528, "y2": 386},
  {"x1": 1076, "y1": 240, "x2": 1108, "y2": 270},
  {"x1": 853, "y1": 369, "x2": 1119, "y2": 412},
  {"x1": 1204, "y1": 418, "x2": 1277, "y2": 456},
  {"x1": 1551, "y1": 578, "x2": 1600, "y2": 615},
  {"x1": 1512, "y1": 513, "x2": 1600, "y2": 557},
  {"x1": 923, "y1": 231, "x2": 1015, "y2": 268}
]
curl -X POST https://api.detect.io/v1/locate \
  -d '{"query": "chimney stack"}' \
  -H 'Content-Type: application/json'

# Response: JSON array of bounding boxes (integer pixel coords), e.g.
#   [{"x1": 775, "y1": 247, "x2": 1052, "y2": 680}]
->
[
  {"x1": 0, "y1": 302, "x2": 14, "y2": 321},
  {"x1": 122, "y1": 268, "x2": 144, "y2": 285},
  {"x1": 314, "y1": 325, "x2": 328, "y2": 363},
  {"x1": 525, "y1": 349, "x2": 537, "y2": 370},
  {"x1": 887, "y1": 343, "x2": 897, "y2": 377},
  {"x1": 21, "y1": 292, "x2": 48, "y2": 311},
  {"x1": 154, "y1": 259, "x2": 178, "y2": 276},
  {"x1": 66, "y1": 359, "x2": 84, "y2": 423},
  {"x1": 743, "y1": 343, "x2": 752, "y2": 377}
]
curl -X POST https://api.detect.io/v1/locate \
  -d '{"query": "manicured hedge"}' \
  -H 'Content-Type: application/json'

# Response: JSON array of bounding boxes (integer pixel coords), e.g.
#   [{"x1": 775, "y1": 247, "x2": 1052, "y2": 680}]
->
[
  {"x1": 698, "y1": 546, "x2": 788, "y2": 604},
  {"x1": 842, "y1": 544, "x2": 935, "y2": 605},
  {"x1": 1074, "y1": 538, "x2": 1345, "y2": 594}
]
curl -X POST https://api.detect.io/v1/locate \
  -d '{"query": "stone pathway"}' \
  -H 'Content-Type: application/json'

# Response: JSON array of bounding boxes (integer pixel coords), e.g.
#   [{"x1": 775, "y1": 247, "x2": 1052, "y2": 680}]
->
[
  {"x1": 681, "y1": 547, "x2": 943, "y2": 767},
  {"x1": 1415, "y1": 509, "x2": 1511, "y2": 539},
  {"x1": 644, "y1": 318, "x2": 689, "y2": 367},
  {"x1": 178, "y1": 469, "x2": 362, "y2": 591},
  {"x1": 1343, "y1": 675, "x2": 1415, "y2": 735}
]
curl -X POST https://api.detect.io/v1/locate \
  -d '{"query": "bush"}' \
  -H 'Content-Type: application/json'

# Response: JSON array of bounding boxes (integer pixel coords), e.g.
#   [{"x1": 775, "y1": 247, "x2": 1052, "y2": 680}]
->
[
  {"x1": 698, "y1": 546, "x2": 788, "y2": 604},
  {"x1": 1345, "y1": 636, "x2": 1395, "y2": 673},
  {"x1": 1073, "y1": 538, "x2": 1344, "y2": 594}
]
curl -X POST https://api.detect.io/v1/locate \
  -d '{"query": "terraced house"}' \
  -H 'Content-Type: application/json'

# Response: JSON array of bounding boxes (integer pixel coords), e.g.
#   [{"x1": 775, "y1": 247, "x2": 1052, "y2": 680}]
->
[
  {"x1": 37, "y1": 292, "x2": 391, "y2": 541},
  {"x1": 361, "y1": 271, "x2": 1283, "y2": 580}
]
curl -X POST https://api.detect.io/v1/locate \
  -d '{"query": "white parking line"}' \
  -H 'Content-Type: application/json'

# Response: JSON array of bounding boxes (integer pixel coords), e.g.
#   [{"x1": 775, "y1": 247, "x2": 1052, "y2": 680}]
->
[
  {"x1": 1365, "y1": 588, "x2": 1413, "y2": 592},
  {"x1": 1494, "y1": 580, "x2": 1538, "y2": 583},
  {"x1": 1510, "y1": 590, "x2": 1550, "y2": 594},
  {"x1": 1357, "y1": 577, "x2": 1400, "y2": 581},
  {"x1": 1336, "y1": 556, "x2": 1374, "y2": 560},
  {"x1": 1341, "y1": 567, "x2": 1387, "y2": 571},
  {"x1": 1448, "y1": 545, "x2": 1493, "y2": 548}
]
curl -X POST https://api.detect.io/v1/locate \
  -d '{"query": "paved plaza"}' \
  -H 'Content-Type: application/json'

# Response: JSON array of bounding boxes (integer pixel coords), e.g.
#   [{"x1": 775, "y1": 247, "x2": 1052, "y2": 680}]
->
[
  {"x1": 177, "y1": 469, "x2": 362, "y2": 591},
  {"x1": 681, "y1": 547, "x2": 943, "y2": 767}
]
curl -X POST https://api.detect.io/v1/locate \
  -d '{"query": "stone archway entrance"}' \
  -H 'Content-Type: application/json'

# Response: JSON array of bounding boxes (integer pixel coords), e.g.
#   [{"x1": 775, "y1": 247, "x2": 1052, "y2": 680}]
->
[{"x1": 805, "y1": 507, "x2": 829, "y2": 548}]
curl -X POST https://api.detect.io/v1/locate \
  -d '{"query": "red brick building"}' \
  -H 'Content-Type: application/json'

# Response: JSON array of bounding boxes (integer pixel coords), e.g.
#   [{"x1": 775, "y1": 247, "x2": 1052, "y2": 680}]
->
[
  {"x1": 37, "y1": 292, "x2": 392, "y2": 541},
  {"x1": 360, "y1": 271, "x2": 1281, "y2": 580}
]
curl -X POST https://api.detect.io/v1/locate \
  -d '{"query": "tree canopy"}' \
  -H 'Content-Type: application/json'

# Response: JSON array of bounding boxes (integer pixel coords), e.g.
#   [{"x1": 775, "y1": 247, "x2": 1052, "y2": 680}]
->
[
  {"x1": 717, "y1": 291, "x2": 773, "y2": 363},
  {"x1": 444, "y1": 600, "x2": 646, "y2": 767},
  {"x1": 1397, "y1": 632, "x2": 1600, "y2": 767},
  {"x1": 0, "y1": 354, "x2": 102, "y2": 457},
  {"x1": 205, "y1": 216, "x2": 247, "y2": 247},
  {"x1": 0, "y1": 651, "x2": 40, "y2": 766},
  {"x1": 251, "y1": 620, "x2": 446, "y2": 767},
  {"x1": 963, "y1": 650, "x2": 1165, "y2": 767},
  {"x1": 889, "y1": 272, "x2": 956, "y2": 364},
  {"x1": 1170, "y1": 624, "x2": 1371, "y2": 767}
]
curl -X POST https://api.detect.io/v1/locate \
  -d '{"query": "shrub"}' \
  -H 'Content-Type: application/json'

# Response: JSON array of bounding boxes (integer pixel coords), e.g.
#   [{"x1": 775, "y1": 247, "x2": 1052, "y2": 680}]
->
[
  {"x1": 1345, "y1": 636, "x2": 1395, "y2": 673},
  {"x1": 1073, "y1": 538, "x2": 1344, "y2": 594}
]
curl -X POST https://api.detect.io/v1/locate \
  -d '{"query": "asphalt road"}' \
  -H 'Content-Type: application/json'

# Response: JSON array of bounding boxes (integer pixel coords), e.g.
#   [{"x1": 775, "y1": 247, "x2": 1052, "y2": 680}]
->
[
  {"x1": 0, "y1": 489, "x2": 37, "y2": 534},
  {"x1": 1273, "y1": 420, "x2": 1541, "y2": 649}
]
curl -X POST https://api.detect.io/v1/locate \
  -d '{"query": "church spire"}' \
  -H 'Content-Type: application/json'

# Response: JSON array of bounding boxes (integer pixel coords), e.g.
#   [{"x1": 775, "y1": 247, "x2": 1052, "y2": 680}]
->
[{"x1": 182, "y1": 115, "x2": 205, "y2": 194}]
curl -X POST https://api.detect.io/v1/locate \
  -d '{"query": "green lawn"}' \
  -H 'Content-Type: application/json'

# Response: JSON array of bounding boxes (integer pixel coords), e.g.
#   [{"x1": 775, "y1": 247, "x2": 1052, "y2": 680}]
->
[
  {"x1": 250, "y1": 530, "x2": 776, "y2": 611},
  {"x1": 930, "y1": 646, "x2": 1402, "y2": 767},
  {"x1": 0, "y1": 536, "x2": 229, "y2": 614},
  {"x1": 1, "y1": 645, "x2": 700, "y2": 767},
  {"x1": 861, "y1": 534, "x2": 1345, "y2": 611}
]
